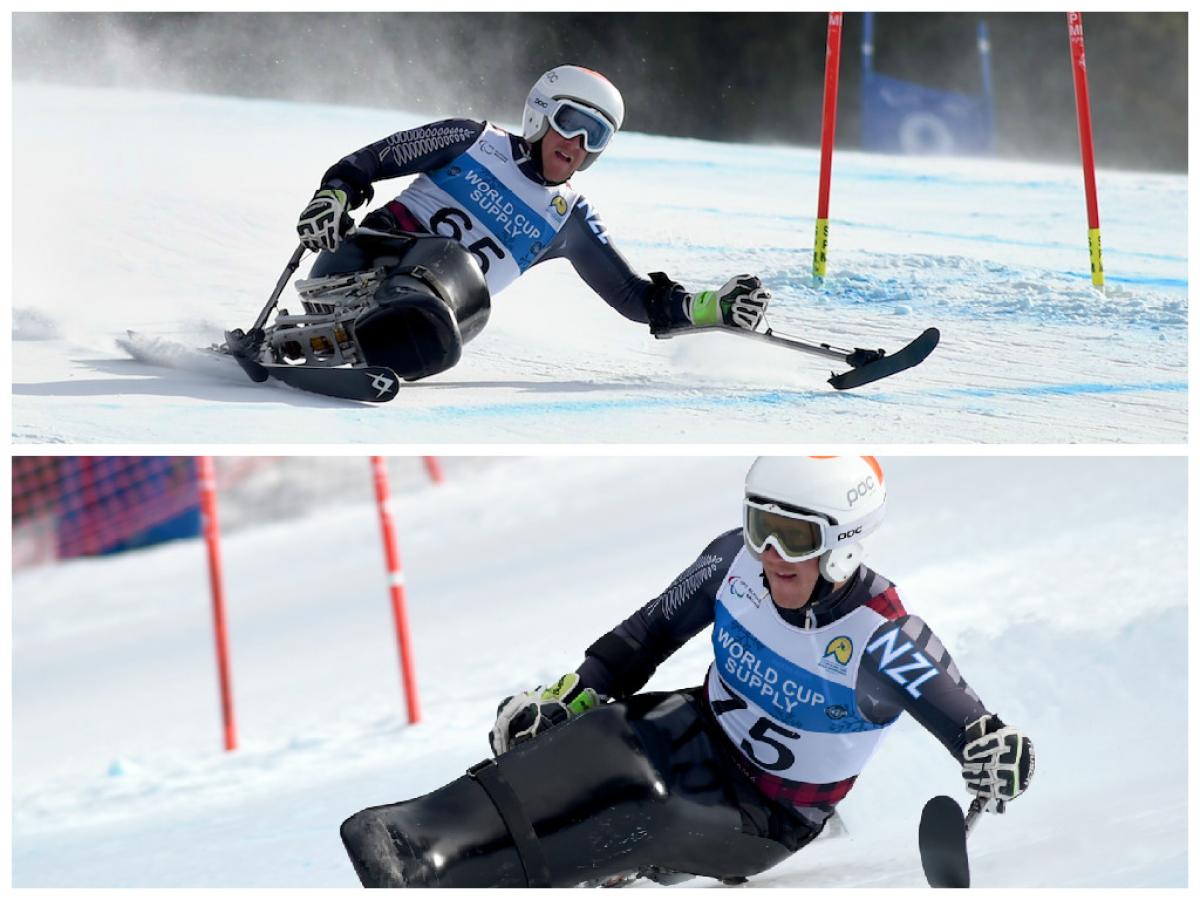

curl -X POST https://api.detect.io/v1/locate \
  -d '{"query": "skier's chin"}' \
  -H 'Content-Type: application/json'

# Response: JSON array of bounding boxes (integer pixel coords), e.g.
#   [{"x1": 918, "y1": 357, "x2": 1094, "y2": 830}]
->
[
  {"x1": 764, "y1": 565, "x2": 816, "y2": 608},
  {"x1": 545, "y1": 155, "x2": 577, "y2": 182}
]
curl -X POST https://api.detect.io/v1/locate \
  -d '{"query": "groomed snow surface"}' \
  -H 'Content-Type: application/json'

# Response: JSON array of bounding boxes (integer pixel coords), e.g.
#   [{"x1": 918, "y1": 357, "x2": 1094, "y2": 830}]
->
[
  {"x1": 12, "y1": 84, "x2": 1188, "y2": 443},
  {"x1": 12, "y1": 457, "x2": 1187, "y2": 887}
]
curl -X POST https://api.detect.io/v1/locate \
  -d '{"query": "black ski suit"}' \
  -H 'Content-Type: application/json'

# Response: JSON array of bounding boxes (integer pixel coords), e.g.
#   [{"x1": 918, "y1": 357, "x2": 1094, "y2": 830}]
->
[{"x1": 339, "y1": 528, "x2": 993, "y2": 887}]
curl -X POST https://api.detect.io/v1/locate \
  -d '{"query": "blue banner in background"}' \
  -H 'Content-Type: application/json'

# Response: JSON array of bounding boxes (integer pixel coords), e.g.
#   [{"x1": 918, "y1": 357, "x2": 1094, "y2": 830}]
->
[
  {"x1": 861, "y1": 12, "x2": 995, "y2": 157},
  {"x1": 55, "y1": 457, "x2": 201, "y2": 558},
  {"x1": 862, "y1": 71, "x2": 993, "y2": 155}
]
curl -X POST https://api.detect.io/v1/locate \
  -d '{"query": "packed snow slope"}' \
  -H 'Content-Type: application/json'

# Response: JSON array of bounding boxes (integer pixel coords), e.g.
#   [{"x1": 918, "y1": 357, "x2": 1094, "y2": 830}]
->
[
  {"x1": 12, "y1": 84, "x2": 1188, "y2": 443},
  {"x1": 12, "y1": 456, "x2": 1187, "y2": 887}
]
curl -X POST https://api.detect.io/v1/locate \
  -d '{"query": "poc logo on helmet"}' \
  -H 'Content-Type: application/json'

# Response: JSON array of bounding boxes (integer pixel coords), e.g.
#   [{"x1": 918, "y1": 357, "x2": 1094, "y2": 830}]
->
[{"x1": 846, "y1": 476, "x2": 877, "y2": 507}]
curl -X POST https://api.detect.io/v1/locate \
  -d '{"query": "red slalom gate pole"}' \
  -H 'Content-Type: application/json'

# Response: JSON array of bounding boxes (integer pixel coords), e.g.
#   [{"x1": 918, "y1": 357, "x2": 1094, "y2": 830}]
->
[
  {"x1": 370, "y1": 457, "x2": 422, "y2": 724},
  {"x1": 197, "y1": 456, "x2": 237, "y2": 752},
  {"x1": 813, "y1": 11, "x2": 844, "y2": 284},
  {"x1": 1067, "y1": 12, "x2": 1104, "y2": 288},
  {"x1": 422, "y1": 456, "x2": 444, "y2": 485}
]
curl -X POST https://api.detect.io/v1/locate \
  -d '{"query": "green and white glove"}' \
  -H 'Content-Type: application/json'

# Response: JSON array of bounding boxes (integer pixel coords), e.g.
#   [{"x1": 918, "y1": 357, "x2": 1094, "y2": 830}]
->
[
  {"x1": 488, "y1": 673, "x2": 601, "y2": 756},
  {"x1": 297, "y1": 187, "x2": 353, "y2": 252},
  {"x1": 689, "y1": 274, "x2": 770, "y2": 331},
  {"x1": 960, "y1": 714, "x2": 1035, "y2": 813}
]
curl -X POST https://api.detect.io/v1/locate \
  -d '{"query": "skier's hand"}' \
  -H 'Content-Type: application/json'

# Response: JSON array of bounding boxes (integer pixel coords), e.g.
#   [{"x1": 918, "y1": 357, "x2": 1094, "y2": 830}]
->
[
  {"x1": 689, "y1": 275, "x2": 770, "y2": 331},
  {"x1": 960, "y1": 714, "x2": 1035, "y2": 812},
  {"x1": 297, "y1": 187, "x2": 353, "y2": 252},
  {"x1": 488, "y1": 673, "x2": 601, "y2": 756}
]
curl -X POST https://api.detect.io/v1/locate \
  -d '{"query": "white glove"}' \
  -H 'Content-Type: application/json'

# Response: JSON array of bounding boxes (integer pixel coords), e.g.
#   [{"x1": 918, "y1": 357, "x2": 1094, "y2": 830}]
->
[
  {"x1": 297, "y1": 187, "x2": 352, "y2": 252},
  {"x1": 689, "y1": 275, "x2": 770, "y2": 331},
  {"x1": 489, "y1": 673, "x2": 600, "y2": 756},
  {"x1": 960, "y1": 714, "x2": 1035, "y2": 812}
]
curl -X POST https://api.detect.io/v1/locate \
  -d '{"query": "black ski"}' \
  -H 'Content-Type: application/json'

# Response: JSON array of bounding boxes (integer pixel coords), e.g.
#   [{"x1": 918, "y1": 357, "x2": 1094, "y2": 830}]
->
[
  {"x1": 120, "y1": 332, "x2": 399, "y2": 404},
  {"x1": 259, "y1": 362, "x2": 401, "y2": 403},
  {"x1": 919, "y1": 795, "x2": 984, "y2": 888},
  {"x1": 828, "y1": 326, "x2": 940, "y2": 390},
  {"x1": 654, "y1": 321, "x2": 939, "y2": 390},
  {"x1": 221, "y1": 328, "x2": 400, "y2": 403}
]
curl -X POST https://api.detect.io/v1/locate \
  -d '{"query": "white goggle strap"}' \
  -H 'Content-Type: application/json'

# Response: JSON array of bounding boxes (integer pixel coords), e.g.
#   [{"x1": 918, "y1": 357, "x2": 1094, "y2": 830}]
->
[
  {"x1": 823, "y1": 501, "x2": 887, "y2": 550},
  {"x1": 528, "y1": 85, "x2": 556, "y2": 123}
]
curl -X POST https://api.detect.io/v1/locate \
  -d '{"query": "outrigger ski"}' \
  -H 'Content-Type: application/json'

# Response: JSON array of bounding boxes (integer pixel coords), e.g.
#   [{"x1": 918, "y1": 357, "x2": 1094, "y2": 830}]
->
[
  {"x1": 918, "y1": 795, "x2": 985, "y2": 888},
  {"x1": 656, "y1": 321, "x2": 940, "y2": 390}
]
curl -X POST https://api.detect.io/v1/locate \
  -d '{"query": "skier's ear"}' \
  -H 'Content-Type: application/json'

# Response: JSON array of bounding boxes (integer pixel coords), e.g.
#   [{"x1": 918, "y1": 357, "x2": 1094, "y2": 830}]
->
[{"x1": 820, "y1": 544, "x2": 863, "y2": 583}]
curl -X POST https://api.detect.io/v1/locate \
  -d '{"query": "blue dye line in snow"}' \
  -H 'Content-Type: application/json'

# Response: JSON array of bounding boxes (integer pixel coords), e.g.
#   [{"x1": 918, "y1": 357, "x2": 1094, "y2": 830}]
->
[
  {"x1": 1095, "y1": 273, "x2": 1188, "y2": 289},
  {"x1": 846, "y1": 172, "x2": 1065, "y2": 191},
  {"x1": 635, "y1": 206, "x2": 1187, "y2": 271},
  {"x1": 400, "y1": 380, "x2": 1185, "y2": 422},
  {"x1": 881, "y1": 227, "x2": 1189, "y2": 269},
  {"x1": 401, "y1": 390, "x2": 835, "y2": 422},
  {"x1": 929, "y1": 380, "x2": 1187, "y2": 400},
  {"x1": 602, "y1": 155, "x2": 1093, "y2": 195},
  {"x1": 623, "y1": 239, "x2": 803, "y2": 255}
]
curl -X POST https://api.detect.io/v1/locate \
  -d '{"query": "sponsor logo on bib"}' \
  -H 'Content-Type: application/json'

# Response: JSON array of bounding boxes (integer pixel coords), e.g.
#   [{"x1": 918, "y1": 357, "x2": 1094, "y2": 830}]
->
[{"x1": 820, "y1": 635, "x2": 854, "y2": 675}]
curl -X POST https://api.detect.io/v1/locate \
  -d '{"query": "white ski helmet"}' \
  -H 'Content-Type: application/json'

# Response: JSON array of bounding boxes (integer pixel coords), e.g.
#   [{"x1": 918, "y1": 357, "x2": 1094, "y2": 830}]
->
[
  {"x1": 523, "y1": 65, "x2": 625, "y2": 171},
  {"x1": 743, "y1": 456, "x2": 887, "y2": 583}
]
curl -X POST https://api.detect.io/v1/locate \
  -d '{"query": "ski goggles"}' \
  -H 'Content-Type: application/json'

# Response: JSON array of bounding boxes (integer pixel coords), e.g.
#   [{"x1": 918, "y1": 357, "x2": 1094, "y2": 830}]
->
[
  {"x1": 744, "y1": 499, "x2": 831, "y2": 562},
  {"x1": 743, "y1": 498, "x2": 886, "y2": 563},
  {"x1": 546, "y1": 99, "x2": 616, "y2": 153}
]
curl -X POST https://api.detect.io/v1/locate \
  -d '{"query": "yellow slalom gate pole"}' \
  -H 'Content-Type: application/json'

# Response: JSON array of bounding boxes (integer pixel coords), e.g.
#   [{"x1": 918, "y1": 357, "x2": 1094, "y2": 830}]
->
[
  {"x1": 1087, "y1": 227, "x2": 1103, "y2": 288},
  {"x1": 813, "y1": 217, "x2": 830, "y2": 282}
]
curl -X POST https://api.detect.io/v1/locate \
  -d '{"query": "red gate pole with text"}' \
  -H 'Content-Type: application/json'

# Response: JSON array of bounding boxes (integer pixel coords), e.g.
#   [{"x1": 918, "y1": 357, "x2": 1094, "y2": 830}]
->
[
  {"x1": 197, "y1": 456, "x2": 237, "y2": 752},
  {"x1": 813, "y1": 12, "x2": 844, "y2": 284},
  {"x1": 370, "y1": 457, "x2": 422, "y2": 724},
  {"x1": 1067, "y1": 12, "x2": 1104, "y2": 288}
]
